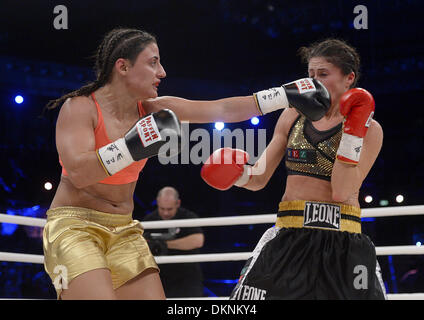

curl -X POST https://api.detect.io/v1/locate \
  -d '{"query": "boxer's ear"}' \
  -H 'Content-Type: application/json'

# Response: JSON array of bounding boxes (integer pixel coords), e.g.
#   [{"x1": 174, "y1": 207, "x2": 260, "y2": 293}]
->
[{"x1": 115, "y1": 58, "x2": 130, "y2": 75}]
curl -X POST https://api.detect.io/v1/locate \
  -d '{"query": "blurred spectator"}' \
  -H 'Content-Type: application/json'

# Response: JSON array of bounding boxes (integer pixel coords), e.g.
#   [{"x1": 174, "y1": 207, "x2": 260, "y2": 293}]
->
[{"x1": 142, "y1": 186, "x2": 204, "y2": 298}]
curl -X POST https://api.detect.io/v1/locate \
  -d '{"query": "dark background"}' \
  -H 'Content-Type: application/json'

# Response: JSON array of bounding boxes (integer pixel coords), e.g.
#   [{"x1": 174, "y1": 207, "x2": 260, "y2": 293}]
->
[{"x1": 0, "y1": 0, "x2": 423, "y2": 298}]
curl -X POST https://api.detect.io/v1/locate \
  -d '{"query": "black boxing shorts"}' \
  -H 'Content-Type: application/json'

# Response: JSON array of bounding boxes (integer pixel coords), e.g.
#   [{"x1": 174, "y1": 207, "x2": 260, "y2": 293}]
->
[{"x1": 229, "y1": 200, "x2": 387, "y2": 300}]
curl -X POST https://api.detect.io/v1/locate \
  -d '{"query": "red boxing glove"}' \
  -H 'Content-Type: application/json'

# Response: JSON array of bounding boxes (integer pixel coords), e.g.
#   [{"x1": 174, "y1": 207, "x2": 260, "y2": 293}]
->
[
  {"x1": 336, "y1": 88, "x2": 375, "y2": 165},
  {"x1": 201, "y1": 148, "x2": 251, "y2": 190}
]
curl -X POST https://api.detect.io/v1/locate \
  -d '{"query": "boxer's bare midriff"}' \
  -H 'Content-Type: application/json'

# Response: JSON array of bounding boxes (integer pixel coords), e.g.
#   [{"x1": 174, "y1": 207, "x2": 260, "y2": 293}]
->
[
  {"x1": 50, "y1": 176, "x2": 136, "y2": 214},
  {"x1": 281, "y1": 175, "x2": 360, "y2": 207}
]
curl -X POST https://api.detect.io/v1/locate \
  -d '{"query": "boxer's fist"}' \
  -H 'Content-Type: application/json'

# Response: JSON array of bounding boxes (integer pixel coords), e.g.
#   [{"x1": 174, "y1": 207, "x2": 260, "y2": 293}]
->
[
  {"x1": 282, "y1": 78, "x2": 331, "y2": 121},
  {"x1": 337, "y1": 88, "x2": 375, "y2": 165},
  {"x1": 201, "y1": 148, "x2": 251, "y2": 190},
  {"x1": 340, "y1": 88, "x2": 375, "y2": 138},
  {"x1": 97, "y1": 109, "x2": 181, "y2": 175},
  {"x1": 254, "y1": 78, "x2": 331, "y2": 121},
  {"x1": 124, "y1": 109, "x2": 181, "y2": 161}
]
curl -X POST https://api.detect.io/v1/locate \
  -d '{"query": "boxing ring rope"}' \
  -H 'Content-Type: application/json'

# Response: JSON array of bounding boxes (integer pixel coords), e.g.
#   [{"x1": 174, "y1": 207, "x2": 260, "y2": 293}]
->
[
  {"x1": 1, "y1": 204, "x2": 424, "y2": 229},
  {"x1": 0, "y1": 205, "x2": 424, "y2": 300},
  {"x1": 1, "y1": 245, "x2": 424, "y2": 265}
]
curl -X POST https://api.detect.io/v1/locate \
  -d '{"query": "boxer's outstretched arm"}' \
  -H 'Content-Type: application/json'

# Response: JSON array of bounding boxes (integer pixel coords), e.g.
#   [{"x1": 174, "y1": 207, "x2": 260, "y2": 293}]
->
[
  {"x1": 143, "y1": 95, "x2": 260, "y2": 123},
  {"x1": 143, "y1": 78, "x2": 330, "y2": 123},
  {"x1": 200, "y1": 108, "x2": 298, "y2": 191}
]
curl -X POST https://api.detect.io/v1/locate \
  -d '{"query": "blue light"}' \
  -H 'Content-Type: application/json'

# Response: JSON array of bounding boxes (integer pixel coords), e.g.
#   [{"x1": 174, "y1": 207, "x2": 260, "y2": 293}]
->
[
  {"x1": 250, "y1": 117, "x2": 260, "y2": 125},
  {"x1": 206, "y1": 279, "x2": 239, "y2": 284},
  {"x1": 215, "y1": 122, "x2": 225, "y2": 131},
  {"x1": 0, "y1": 177, "x2": 12, "y2": 193},
  {"x1": 387, "y1": 255, "x2": 398, "y2": 293},
  {"x1": 1, "y1": 223, "x2": 17, "y2": 235},
  {"x1": 14, "y1": 95, "x2": 24, "y2": 104},
  {"x1": 1, "y1": 209, "x2": 17, "y2": 236},
  {"x1": 233, "y1": 242, "x2": 248, "y2": 248}
]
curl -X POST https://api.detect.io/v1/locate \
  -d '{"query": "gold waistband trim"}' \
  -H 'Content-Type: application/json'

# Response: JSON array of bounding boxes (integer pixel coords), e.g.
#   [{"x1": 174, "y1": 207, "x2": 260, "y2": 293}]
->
[
  {"x1": 46, "y1": 206, "x2": 133, "y2": 227},
  {"x1": 276, "y1": 200, "x2": 361, "y2": 234}
]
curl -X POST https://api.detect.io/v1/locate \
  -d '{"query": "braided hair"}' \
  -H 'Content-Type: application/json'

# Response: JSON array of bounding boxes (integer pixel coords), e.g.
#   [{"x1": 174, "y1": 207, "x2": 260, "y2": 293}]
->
[
  {"x1": 298, "y1": 38, "x2": 361, "y2": 88},
  {"x1": 45, "y1": 28, "x2": 157, "y2": 110}
]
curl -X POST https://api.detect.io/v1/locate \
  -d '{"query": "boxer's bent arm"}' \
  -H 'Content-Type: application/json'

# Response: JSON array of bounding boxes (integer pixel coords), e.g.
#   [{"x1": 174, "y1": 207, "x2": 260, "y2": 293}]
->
[
  {"x1": 166, "y1": 233, "x2": 204, "y2": 250},
  {"x1": 56, "y1": 97, "x2": 109, "y2": 188},
  {"x1": 331, "y1": 120, "x2": 383, "y2": 202},
  {"x1": 143, "y1": 96, "x2": 260, "y2": 123},
  {"x1": 242, "y1": 109, "x2": 297, "y2": 191}
]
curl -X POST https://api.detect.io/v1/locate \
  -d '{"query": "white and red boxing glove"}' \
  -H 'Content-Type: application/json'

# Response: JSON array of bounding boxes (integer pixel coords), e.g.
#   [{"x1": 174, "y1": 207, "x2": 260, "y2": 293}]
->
[
  {"x1": 97, "y1": 109, "x2": 181, "y2": 175},
  {"x1": 201, "y1": 148, "x2": 252, "y2": 190},
  {"x1": 336, "y1": 88, "x2": 375, "y2": 165}
]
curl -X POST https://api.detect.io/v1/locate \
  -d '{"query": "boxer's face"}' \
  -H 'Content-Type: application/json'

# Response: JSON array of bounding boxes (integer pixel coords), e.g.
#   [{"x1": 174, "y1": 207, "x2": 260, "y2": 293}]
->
[
  {"x1": 115, "y1": 42, "x2": 166, "y2": 100},
  {"x1": 157, "y1": 196, "x2": 181, "y2": 220},
  {"x1": 307, "y1": 57, "x2": 355, "y2": 108}
]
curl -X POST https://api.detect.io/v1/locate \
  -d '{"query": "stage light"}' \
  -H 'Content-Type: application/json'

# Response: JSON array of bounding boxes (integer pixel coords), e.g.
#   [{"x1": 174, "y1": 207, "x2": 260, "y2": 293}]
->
[
  {"x1": 416, "y1": 242, "x2": 422, "y2": 247},
  {"x1": 379, "y1": 199, "x2": 389, "y2": 206},
  {"x1": 364, "y1": 195, "x2": 373, "y2": 203},
  {"x1": 14, "y1": 95, "x2": 24, "y2": 104},
  {"x1": 250, "y1": 117, "x2": 260, "y2": 125},
  {"x1": 395, "y1": 194, "x2": 404, "y2": 203},
  {"x1": 215, "y1": 122, "x2": 225, "y2": 131},
  {"x1": 44, "y1": 182, "x2": 53, "y2": 190}
]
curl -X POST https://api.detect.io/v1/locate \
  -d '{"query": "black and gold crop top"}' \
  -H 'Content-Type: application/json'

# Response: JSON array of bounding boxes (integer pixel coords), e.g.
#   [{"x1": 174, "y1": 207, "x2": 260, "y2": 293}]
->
[{"x1": 285, "y1": 115, "x2": 343, "y2": 181}]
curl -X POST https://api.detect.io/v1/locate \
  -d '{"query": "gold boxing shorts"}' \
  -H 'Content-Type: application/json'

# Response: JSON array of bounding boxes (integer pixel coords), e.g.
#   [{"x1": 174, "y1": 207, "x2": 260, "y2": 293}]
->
[{"x1": 43, "y1": 206, "x2": 158, "y2": 299}]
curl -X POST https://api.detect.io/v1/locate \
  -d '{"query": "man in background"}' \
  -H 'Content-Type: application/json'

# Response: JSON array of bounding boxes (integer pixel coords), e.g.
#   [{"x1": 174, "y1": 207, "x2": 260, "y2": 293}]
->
[{"x1": 142, "y1": 186, "x2": 204, "y2": 297}]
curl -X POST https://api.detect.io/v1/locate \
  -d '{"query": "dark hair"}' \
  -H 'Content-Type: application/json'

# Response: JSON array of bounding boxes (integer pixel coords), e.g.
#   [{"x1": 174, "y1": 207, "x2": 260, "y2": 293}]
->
[
  {"x1": 45, "y1": 28, "x2": 157, "y2": 110},
  {"x1": 298, "y1": 38, "x2": 361, "y2": 88}
]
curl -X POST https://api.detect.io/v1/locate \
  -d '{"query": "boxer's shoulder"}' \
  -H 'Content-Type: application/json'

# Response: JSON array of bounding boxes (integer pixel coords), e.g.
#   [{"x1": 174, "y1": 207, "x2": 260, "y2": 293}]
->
[{"x1": 58, "y1": 95, "x2": 97, "y2": 126}]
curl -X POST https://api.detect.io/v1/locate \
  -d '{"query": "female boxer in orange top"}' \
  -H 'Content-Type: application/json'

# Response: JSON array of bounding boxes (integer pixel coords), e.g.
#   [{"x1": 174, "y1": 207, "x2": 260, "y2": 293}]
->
[{"x1": 43, "y1": 28, "x2": 331, "y2": 300}]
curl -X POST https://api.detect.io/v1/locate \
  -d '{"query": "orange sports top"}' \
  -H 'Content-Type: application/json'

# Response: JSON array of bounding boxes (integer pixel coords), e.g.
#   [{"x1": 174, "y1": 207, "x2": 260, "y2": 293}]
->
[{"x1": 60, "y1": 93, "x2": 148, "y2": 185}]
